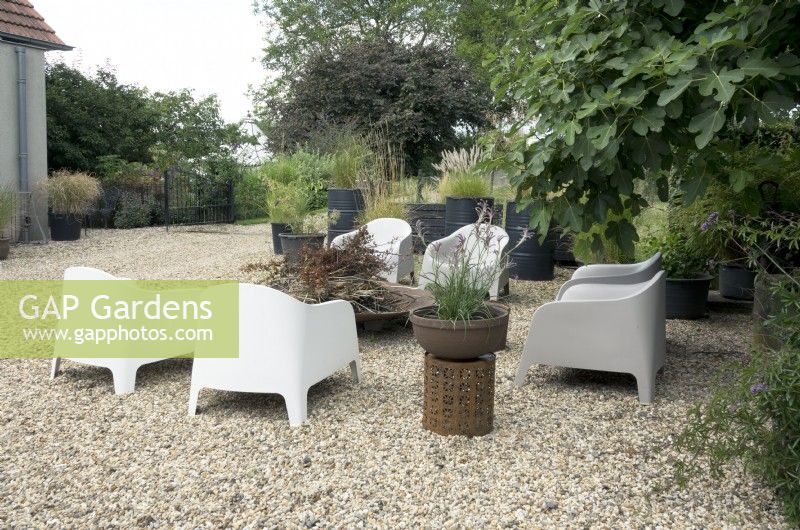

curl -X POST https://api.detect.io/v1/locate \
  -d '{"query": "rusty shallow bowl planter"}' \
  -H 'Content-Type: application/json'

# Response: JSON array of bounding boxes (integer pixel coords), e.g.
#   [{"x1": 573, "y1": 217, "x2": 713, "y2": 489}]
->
[{"x1": 409, "y1": 303, "x2": 510, "y2": 360}]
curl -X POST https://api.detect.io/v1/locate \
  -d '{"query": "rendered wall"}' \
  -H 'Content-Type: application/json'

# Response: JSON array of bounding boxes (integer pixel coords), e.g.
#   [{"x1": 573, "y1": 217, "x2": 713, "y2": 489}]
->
[{"x1": 0, "y1": 41, "x2": 49, "y2": 241}]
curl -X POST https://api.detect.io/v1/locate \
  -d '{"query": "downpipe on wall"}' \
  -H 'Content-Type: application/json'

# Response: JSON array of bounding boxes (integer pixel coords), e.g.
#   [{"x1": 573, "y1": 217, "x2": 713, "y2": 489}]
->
[{"x1": 15, "y1": 46, "x2": 30, "y2": 243}]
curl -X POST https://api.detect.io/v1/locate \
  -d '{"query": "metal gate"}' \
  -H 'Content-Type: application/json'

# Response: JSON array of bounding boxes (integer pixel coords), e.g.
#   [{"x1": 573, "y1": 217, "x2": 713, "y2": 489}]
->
[{"x1": 164, "y1": 167, "x2": 234, "y2": 229}]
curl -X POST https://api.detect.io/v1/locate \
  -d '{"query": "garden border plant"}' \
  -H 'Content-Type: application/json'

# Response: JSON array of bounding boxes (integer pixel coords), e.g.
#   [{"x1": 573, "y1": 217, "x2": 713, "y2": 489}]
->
[{"x1": 43, "y1": 171, "x2": 102, "y2": 242}]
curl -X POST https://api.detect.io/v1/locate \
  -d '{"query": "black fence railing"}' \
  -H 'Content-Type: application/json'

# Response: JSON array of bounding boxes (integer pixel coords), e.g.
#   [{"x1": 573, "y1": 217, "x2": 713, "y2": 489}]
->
[
  {"x1": 164, "y1": 167, "x2": 234, "y2": 229},
  {"x1": 85, "y1": 168, "x2": 234, "y2": 230}
]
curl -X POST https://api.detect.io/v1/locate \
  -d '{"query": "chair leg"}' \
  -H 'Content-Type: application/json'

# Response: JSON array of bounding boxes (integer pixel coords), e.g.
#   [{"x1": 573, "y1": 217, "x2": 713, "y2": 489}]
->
[
  {"x1": 111, "y1": 367, "x2": 137, "y2": 395},
  {"x1": 514, "y1": 363, "x2": 530, "y2": 387},
  {"x1": 350, "y1": 359, "x2": 361, "y2": 384},
  {"x1": 284, "y1": 389, "x2": 308, "y2": 427},
  {"x1": 50, "y1": 358, "x2": 62, "y2": 380},
  {"x1": 188, "y1": 386, "x2": 201, "y2": 416},
  {"x1": 635, "y1": 371, "x2": 656, "y2": 404}
]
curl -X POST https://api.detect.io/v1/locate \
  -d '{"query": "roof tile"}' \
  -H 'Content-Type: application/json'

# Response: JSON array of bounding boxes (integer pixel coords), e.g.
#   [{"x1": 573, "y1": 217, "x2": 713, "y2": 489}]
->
[{"x1": 0, "y1": 0, "x2": 69, "y2": 49}]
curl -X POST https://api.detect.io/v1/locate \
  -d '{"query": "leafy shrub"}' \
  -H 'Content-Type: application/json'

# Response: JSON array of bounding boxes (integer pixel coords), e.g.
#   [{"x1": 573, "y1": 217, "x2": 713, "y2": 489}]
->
[
  {"x1": 675, "y1": 271, "x2": 800, "y2": 525},
  {"x1": 44, "y1": 171, "x2": 102, "y2": 215},
  {"x1": 113, "y1": 191, "x2": 157, "y2": 229},
  {"x1": 234, "y1": 169, "x2": 268, "y2": 220},
  {"x1": 256, "y1": 151, "x2": 330, "y2": 209}
]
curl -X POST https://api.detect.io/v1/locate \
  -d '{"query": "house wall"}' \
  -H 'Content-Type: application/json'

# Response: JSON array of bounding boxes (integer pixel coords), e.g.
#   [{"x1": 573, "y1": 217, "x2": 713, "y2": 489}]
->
[{"x1": 0, "y1": 41, "x2": 48, "y2": 241}]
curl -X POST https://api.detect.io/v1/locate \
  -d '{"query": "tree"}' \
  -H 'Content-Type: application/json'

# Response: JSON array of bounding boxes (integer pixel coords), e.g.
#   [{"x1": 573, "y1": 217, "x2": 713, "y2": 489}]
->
[
  {"x1": 46, "y1": 63, "x2": 159, "y2": 173},
  {"x1": 46, "y1": 63, "x2": 252, "y2": 181},
  {"x1": 254, "y1": 0, "x2": 456, "y2": 77},
  {"x1": 149, "y1": 90, "x2": 251, "y2": 180},
  {"x1": 487, "y1": 0, "x2": 800, "y2": 256},
  {"x1": 260, "y1": 41, "x2": 492, "y2": 173}
]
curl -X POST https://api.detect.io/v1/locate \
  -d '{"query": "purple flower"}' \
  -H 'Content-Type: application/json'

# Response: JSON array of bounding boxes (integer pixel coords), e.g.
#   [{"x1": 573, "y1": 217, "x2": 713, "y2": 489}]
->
[
  {"x1": 700, "y1": 211, "x2": 719, "y2": 232},
  {"x1": 750, "y1": 383, "x2": 767, "y2": 395}
]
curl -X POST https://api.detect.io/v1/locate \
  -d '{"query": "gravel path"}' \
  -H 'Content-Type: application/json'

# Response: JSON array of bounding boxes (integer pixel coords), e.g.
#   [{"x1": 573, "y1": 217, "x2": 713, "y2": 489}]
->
[{"x1": 0, "y1": 226, "x2": 788, "y2": 528}]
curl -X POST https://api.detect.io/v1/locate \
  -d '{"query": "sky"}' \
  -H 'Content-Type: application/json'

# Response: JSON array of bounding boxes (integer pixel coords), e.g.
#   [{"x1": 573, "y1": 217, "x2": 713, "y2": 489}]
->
[{"x1": 34, "y1": 0, "x2": 269, "y2": 123}]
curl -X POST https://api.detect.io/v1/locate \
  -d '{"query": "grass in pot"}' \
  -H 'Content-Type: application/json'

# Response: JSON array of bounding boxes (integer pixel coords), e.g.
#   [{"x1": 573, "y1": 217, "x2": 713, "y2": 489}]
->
[
  {"x1": 0, "y1": 185, "x2": 13, "y2": 259},
  {"x1": 436, "y1": 147, "x2": 496, "y2": 234},
  {"x1": 44, "y1": 171, "x2": 102, "y2": 241},
  {"x1": 411, "y1": 205, "x2": 527, "y2": 360},
  {"x1": 328, "y1": 141, "x2": 368, "y2": 241}
]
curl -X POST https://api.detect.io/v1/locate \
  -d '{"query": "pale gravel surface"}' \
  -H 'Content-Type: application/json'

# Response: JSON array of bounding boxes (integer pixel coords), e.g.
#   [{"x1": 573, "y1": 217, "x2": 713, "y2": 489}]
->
[{"x1": 0, "y1": 226, "x2": 788, "y2": 528}]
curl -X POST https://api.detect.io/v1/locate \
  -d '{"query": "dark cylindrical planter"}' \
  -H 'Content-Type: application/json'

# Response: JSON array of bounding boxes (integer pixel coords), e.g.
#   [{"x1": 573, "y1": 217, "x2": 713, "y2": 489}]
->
[
  {"x1": 0, "y1": 237, "x2": 9, "y2": 260},
  {"x1": 279, "y1": 233, "x2": 325, "y2": 265},
  {"x1": 445, "y1": 197, "x2": 494, "y2": 236},
  {"x1": 406, "y1": 203, "x2": 446, "y2": 252},
  {"x1": 410, "y1": 303, "x2": 509, "y2": 360},
  {"x1": 49, "y1": 213, "x2": 82, "y2": 241},
  {"x1": 506, "y1": 201, "x2": 554, "y2": 281},
  {"x1": 327, "y1": 188, "x2": 364, "y2": 243},
  {"x1": 719, "y1": 264, "x2": 756, "y2": 300},
  {"x1": 270, "y1": 223, "x2": 290, "y2": 255},
  {"x1": 666, "y1": 275, "x2": 712, "y2": 319}
]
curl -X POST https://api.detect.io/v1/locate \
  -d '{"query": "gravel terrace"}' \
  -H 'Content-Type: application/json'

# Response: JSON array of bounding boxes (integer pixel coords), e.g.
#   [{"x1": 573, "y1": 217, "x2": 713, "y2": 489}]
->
[{"x1": 0, "y1": 226, "x2": 788, "y2": 528}]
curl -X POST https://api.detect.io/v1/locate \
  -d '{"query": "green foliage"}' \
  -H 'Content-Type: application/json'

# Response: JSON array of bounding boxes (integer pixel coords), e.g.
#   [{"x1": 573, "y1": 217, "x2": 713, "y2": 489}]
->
[
  {"x1": 359, "y1": 197, "x2": 407, "y2": 224},
  {"x1": 439, "y1": 172, "x2": 492, "y2": 199},
  {"x1": 675, "y1": 263, "x2": 800, "y2": 525},
  {"x1": 46, "y1": 63, "x2": 159, "y2": 173},
  {"x1": 258, "y1": 41, "x2": 492, "y2": 175},
  {"x1": 486, "y1": 0, "x2": 800, "y2": 253},
  {"x1": 95, "y1": 155, "x2": 153, "y2": 190},
  {"x1": 256, "y1": 151, "x2": 331, "y2": 209},
  {"x1": 44, "y1": 171, "x2": 102, "y2": 215},
  {"x1": 113, "y1": 191, "x2": 157, "y2": 229},
  {"x1": 265, "y1": 181, "x2": 323, "y2": 233},
  {"x1": 330, "y1": 140, "x2": 369, "y2": 189},
  {"x1": 234, "y1": 169, "x2": 269, "y2": 221},
  {"x1": 0, "y1": 185, "x2": 13, "y2": 236},
  {"x1": 46, "y1": 63, "x2": 252, "y2": 182},
  {"x1": 253, "y1": 0, "x2": 455, "y2": 79}
]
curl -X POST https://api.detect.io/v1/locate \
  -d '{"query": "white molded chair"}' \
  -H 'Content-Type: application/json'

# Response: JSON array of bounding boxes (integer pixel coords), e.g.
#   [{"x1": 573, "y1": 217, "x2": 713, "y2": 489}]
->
[
  {"x1": 330, "y1": 218, "x2": 415, "y2": 284},
  {"x1": 50, "y1": 267, "x2": 169, "y2": 395},
  {"x1": 556, "y1": 252, "x2": 662, "y2": 300},
  {"x1": 516, "y1": 271, "x2": 666, "y2": 404},
  {"x1": 188, "y1": 283, "x2": 361, "y2": 427},
  {"x1": 418, "y1": 223, "x2": 510, "y2": 300}
]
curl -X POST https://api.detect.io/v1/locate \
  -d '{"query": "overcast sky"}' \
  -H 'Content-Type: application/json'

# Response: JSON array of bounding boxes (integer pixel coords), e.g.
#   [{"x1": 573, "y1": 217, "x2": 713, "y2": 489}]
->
[{"x1": 34, "y1": 0, "x2": 268, "y2": 123}]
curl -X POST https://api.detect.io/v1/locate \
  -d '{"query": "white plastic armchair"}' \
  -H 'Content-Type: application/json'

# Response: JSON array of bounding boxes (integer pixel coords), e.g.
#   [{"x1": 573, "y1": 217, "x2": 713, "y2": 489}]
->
[
  {"x1": 418, "y1": 223, "x2": 510, "y2": 300},
  {"x1": 516, "y1": 271, "x2": 666, "y2": 404},
  {"x1": 50, "y1": 267, "x2": 169, "y2": 395},
  {"x1": 330, "y1": 218, "x2": 414, "y2": 283},
  {"x1": 188, "y1": 283, "x2": 361, "y2": 427},
  {"x1": 556, "y1": 252, "x2": 662, "y2": 300}
]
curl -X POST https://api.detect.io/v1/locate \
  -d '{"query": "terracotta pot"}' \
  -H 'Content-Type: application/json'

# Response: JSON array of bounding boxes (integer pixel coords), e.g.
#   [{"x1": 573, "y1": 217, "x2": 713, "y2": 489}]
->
[
  {"x1": 0, "y1": 237, "x2": 9, "y2": 260},
  {"x1": 410, "y1": 303, "x2": 509, "y2": 360}
]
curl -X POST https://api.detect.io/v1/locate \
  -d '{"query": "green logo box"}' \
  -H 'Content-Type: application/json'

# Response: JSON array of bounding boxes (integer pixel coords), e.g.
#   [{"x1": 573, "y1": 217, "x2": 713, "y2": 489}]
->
[{"x1": 0, "y1": 280, "x2": 239, "y2": 358}]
